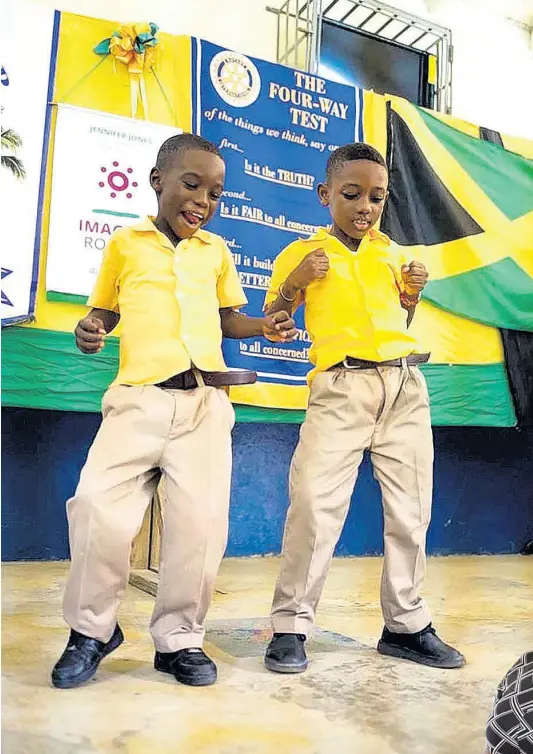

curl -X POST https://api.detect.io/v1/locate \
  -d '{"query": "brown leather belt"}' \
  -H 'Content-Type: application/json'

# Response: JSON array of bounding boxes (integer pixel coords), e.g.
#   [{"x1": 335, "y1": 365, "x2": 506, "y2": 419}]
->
[
  {"x1": 330, "y1": 354, "x2": 430, "y2": 370},
  {"x1": 155, "y1": 368, "x2": 257, "y2": 391}
]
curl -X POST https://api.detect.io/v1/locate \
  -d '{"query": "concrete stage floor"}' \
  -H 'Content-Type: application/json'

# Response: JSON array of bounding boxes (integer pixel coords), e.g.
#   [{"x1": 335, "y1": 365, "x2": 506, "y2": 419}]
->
[{"x1": 2, "y1": 556, "x2": 532, "y2": 754}]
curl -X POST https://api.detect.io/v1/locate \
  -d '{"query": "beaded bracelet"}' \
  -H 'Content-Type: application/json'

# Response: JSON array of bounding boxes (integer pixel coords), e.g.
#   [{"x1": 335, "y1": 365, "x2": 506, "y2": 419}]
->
[{"x1": 400, "y1": 291, "x2": 421, "y2": 308}]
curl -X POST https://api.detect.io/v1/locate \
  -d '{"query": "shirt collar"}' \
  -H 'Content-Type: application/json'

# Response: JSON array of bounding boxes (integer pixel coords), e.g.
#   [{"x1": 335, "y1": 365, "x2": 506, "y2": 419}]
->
[
  {"x1": 368, "y1": 226, "x2": 391, "y2": 244},
  {"x1": 132, "y1": 216, "x2": 214, "y2": 246},
  {"x1": 303, "y1": 226, "x2": 391, "y2": 246}
]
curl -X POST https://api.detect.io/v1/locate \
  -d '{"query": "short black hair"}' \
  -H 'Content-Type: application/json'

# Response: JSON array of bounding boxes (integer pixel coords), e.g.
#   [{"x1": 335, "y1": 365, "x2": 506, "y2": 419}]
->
[
  {"x1": 155, "y1": 133, "x2": 222, "y2": 170},
  {"x1": 326, "y1": 142, "x2": 387, "y2": 182}
]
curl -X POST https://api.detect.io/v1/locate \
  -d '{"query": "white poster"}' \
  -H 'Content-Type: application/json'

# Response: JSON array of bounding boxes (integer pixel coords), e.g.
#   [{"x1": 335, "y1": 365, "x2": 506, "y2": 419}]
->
[
  {"x1": 1, "y1": 1, "x2": 55, "y2": 324},
  {"x1": 46, "y1": 106, "x2": 181, "y2": 299}
]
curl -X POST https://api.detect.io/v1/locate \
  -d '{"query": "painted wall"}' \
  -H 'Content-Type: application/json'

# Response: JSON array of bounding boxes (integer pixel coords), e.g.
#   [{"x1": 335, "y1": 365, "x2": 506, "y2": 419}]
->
[
  {"x1": 393, "y1": 0, "x2": 533, "y2": 139},
  {"x1": 29, "y1": 0, "x2": 279, "y2": 66},
  {"x1": 3, "y1": 407, "x2": 532, "y2": 561},
  {"x1": 28, "y1": 0, "x2": 533, "y2": 138}
]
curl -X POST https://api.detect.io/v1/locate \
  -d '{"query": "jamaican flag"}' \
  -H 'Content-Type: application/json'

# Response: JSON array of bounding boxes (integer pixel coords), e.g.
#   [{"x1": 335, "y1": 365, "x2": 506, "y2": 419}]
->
[{"x1": 364, "y1": 93, "x2": 533, "y2": 427}]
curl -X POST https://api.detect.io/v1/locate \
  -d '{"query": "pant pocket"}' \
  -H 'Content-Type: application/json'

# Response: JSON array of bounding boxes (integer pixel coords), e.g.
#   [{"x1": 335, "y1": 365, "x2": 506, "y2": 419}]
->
[
  {"x1": 101, "y1": 386, "x2": 120, "y2": 418},
  {"x1": 217, "y1": 388, "x2": 236, "y2": 430}
]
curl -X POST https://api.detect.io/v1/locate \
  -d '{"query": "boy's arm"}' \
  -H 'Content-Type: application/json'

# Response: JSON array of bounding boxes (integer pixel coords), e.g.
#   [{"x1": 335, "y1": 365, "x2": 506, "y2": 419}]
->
[
  {"x1": 399, "y1": 260, "x2": 428, "y2": 328},
  {"x1": 88, "y1": 309, "x2": 120, "y2": 333},
  {"x1": 265, "y1": 248, "x2": 329, "y2": 316},
  {"x1": 405, "y1": 305, "x2": 416, "y2": 329},
  {"x1": 75, "y1": 238, "x2": 121, "y2": 354},
  {"x1": 219, "y1": 308, "x2": 297, "y2": 341},
  {"x1": 265, "y1": 284, "x2": 300, "y2": 317},
  {"x1": 217, "y1": 243, "x2": 297, "y2": 341},
  {"x1": 75, "y1": 309, "x2": 119, "y2": 354}
]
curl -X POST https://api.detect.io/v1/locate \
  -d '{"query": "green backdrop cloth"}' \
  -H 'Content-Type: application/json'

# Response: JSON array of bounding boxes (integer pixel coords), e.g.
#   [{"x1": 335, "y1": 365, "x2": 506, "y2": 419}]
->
[{"x1": 2, "y1": 327, "x2": 517, "y2": 426}]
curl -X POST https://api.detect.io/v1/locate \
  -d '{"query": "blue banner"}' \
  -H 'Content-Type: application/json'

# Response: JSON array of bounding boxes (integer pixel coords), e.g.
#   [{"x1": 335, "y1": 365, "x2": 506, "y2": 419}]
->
[{"x1": 194, "y1": 40, "x2": 362, "y2": 395}]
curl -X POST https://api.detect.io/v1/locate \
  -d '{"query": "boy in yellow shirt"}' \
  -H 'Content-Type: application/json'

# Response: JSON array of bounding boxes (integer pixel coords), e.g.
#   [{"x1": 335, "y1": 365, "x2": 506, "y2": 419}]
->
[
  {"x1": 51, "y1": 133, "x2": 296, "y2": 690},
  {"x1": 263, "y1": 143, "x2": 465, "y2": 672}
]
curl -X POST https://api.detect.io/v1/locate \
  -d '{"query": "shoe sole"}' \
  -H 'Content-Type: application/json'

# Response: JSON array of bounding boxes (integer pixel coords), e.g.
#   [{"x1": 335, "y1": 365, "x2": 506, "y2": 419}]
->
[
  {"x1": 155, "y1": 661, "x2": 217, "y2": 687},
  {"x1": 264, "y1": 656, "x2": 308, "y2": 674},
  {"x1": 377, "y1": 641, "x2": 466, "y2": 669},
  {"x1": 51, "y1": 629, "x2": 124, "y2": 689}
]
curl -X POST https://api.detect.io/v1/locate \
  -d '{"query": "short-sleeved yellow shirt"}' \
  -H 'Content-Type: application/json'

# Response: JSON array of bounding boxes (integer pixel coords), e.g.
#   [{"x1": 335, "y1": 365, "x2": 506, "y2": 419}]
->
[
  {"x1": 88, "y1": 217, "x2": 247, "y2": 386},
  {"x1": 265, "y1": 227, "x2": 420, "y2": 383}
]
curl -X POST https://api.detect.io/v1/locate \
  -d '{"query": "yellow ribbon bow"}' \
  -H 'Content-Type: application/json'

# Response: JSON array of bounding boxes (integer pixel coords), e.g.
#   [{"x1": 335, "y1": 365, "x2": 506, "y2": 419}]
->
[{"x1": 94, "y1": 22, "x2": 159, "y2": 119}]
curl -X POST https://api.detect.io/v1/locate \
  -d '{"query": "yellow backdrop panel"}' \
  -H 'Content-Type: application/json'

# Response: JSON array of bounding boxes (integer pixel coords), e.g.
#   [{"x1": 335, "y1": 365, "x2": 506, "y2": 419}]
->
[{"x1": 26, "y1": 14, "x2": 192, "y2": 335}]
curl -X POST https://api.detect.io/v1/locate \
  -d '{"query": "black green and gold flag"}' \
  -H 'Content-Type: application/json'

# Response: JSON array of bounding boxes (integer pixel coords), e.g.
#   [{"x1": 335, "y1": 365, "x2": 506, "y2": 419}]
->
[{"x1": 377, "y1": 96, "x2": 533, "y2": 426}]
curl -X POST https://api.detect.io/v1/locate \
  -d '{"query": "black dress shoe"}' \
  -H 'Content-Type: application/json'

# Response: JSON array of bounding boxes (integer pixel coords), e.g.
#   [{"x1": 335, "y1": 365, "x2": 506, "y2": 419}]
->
[
  {"x1": 51, "y1": 624, "x2": 124, "y2": 689},
  {"x1": 377, "y1": 624, "x2": 466, "y2": 669},
  {"x1": 155, "y1": 648, "x2": 217, "y2": 687},
  {"x1": 265, "y1": 633, "x2": 308, "y2": 674}
]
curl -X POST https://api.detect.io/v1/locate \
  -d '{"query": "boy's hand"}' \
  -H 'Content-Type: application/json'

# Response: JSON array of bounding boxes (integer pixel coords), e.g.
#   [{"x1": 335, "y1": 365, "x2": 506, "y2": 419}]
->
[
  {"x1": 402, "y1": 261, "x2": 428, "y2": 296},
  {"x1": 287, "y1": 248, "x2": 329, "y2": 292},
  {"x1": 75, "y1": 316, "x2": 106, "y2": 354},
  {"x1": 262, "y1": 311, "x2": 298, "y2": 342}
]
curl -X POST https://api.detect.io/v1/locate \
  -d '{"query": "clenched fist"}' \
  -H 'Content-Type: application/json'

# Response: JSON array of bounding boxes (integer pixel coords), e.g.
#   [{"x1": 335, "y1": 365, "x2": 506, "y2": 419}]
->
[
  {"x1": 262, "y1": 310, "x2": 298, "y2": 342},
  {"x1": 75, "y1": 316, "x2": 106, "y2": 354},
  {"x1": 287, "y1": 248, "x2": 329, "y2": 292},
  {"x1": 401, "y1": 261, "x2": 428, "y2": 296}
]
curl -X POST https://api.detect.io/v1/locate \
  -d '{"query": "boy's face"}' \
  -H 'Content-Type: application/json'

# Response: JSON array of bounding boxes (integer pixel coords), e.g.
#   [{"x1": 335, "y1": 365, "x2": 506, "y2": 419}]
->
[
  {"x1": 318, "y1": 159, "x2": 389, "y2": 241},
  {"x1": 150, "y1": 149, "x2": 225, "y2": 239}
]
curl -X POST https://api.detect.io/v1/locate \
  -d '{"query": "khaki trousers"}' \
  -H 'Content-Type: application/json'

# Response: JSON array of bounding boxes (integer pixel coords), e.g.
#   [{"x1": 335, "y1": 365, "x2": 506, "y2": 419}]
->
[
  {"x1": 63, "y1": 384, "x2": 234, "y2": 652},
  {"x1": 272, "y1": 364, "x2": 433, "y2": 636}
]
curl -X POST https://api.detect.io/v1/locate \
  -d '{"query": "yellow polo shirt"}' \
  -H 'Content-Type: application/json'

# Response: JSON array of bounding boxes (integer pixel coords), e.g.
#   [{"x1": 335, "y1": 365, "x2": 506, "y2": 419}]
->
[
  {"x1": 265, "y1": 227, "x2": 419, "y2": 383},
  {"x1": 88, "y1": 217, "x2": 247, "y2": 386}
]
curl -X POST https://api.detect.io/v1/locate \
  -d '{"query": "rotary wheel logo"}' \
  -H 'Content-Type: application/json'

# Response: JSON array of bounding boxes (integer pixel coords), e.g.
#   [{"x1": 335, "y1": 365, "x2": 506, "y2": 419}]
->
[
  {"x1": 98, "y1": 161, "x2": 138, "y2": 199},
  {"x1": 210, "y1": 51, "x2": 261, "y2": 108}
]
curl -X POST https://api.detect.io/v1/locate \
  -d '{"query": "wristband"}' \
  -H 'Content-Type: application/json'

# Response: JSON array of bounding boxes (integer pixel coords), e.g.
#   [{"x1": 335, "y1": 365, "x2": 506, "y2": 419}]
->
[
  {"x1": 400, "y1": 291, "x2": 421, "y2": 308},
  {"x1": 279, "y1": 283, "x2": 297, "y2": 303}
]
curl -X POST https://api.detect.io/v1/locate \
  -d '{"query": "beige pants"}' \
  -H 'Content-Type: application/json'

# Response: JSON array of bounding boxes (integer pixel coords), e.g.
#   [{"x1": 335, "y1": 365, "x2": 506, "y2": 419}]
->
[
  {"x1": 272, "y1": 364, "x2": 433, "y2": 636},
  {"x1": 63, "y1": 384, "x2": 234, "y2": 652}
]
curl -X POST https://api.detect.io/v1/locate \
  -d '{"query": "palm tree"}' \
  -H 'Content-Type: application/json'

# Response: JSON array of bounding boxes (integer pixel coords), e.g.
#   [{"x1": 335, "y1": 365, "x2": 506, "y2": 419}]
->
[{"x1": 1, "y1": 125, "x2": 25, "y2": 180}]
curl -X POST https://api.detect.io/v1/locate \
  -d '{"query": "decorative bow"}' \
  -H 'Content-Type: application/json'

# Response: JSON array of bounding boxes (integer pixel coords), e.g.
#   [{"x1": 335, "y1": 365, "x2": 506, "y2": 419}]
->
[{"x1": 94, "y1": 23, "x2": 159, "y2": 119}]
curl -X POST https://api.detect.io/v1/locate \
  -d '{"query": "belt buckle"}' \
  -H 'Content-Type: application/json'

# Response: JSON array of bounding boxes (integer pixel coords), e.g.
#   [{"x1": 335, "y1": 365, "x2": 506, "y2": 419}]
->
[{"x1": 343, "y1": 358, "x2": 358, "y2": 370}]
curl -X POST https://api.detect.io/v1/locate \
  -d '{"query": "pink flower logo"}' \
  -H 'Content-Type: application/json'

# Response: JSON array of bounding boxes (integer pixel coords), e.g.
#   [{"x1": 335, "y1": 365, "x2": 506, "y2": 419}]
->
[{"x1": 98, "y1": 161, "x2": 138, "y2": 199}]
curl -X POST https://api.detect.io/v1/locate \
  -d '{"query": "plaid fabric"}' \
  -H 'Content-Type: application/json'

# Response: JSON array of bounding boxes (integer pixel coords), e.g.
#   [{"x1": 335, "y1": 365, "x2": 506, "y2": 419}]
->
[{"x1": 486, "y1": 652, "x2": 533, "y2": 753}]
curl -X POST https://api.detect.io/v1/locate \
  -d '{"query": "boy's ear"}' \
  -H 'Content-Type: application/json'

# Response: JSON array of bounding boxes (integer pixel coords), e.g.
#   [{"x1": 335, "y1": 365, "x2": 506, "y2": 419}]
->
[
  {"x1": 317, "y1": 182, "x2": 329, "y2": 207},
  {"x1": 150, "y1": 167, "x2": 162, "y2": 194}
]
